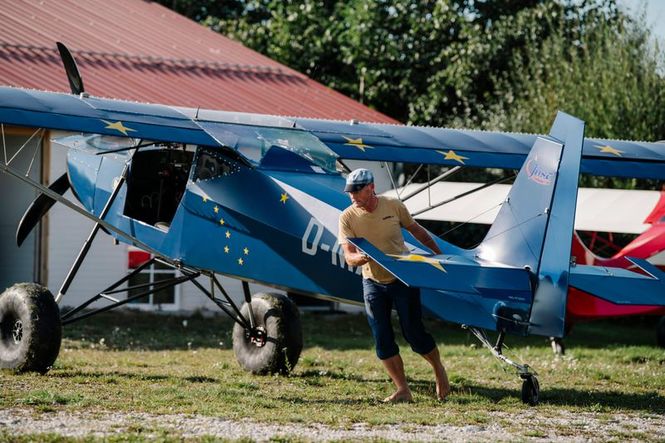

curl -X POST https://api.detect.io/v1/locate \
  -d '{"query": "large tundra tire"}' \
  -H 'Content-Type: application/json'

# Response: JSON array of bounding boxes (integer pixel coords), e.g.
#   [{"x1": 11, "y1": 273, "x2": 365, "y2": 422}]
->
[
  {"x1": 232, "y1": 293, "x2": 302, "y2": 375},
  {"x1": 0, "y1": 283, "x2": 62, "y2": 374}
]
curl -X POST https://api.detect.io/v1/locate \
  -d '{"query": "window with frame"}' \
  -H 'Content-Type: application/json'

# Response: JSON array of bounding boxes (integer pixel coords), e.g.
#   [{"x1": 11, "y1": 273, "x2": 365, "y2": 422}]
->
[{"x1": 127, "y1": 260, "x2": 180, "y2": 310}]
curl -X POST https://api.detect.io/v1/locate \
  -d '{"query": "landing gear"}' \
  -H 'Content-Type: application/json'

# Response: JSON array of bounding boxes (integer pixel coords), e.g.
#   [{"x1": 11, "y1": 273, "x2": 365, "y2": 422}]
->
[
  {"x1": 0, "y1": 283, "x2": 62, "y2": 373},
  {"x1": 657, "y1": 317, "x2": 665, "y2": 348},
  {"x1": 521, "y1": 373, "x2": 540, "y2": 406},
  {"x1": 550, "y1": 337, "x2": 565, "y2": 355},
  {"x1": 468, "y1": 327, "x2": 540, "y2": 405},
  {"x1": 232, "y1": 292, "x2": 303, "y2": 374}
]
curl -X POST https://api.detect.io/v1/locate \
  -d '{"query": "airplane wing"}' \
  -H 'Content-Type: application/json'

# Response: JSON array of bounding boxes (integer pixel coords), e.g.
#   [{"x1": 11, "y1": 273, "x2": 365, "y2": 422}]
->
[
  {"x1": 347, "y1": 237, "x2": 532, "y2": 301},
  {"x1": 297, "y1": 119, "x2": 665, "y2": 180},
  {"x1": 570, "y1": 258, "x2": 665, "y2": 306},
  {"x1": 1, "y1": 86, "x2": 664, "y2": 179},
  {"x1": 388, "y1": 183, "x2": 662, "y2": 234}
]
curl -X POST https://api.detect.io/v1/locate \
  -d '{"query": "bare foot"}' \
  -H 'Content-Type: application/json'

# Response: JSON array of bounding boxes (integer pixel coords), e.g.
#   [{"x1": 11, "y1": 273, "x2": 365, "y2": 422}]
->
[
  {"x1": 435, "y1": 373, "x2": 451, "y2": 401},
  {"x1": 383, "y1": 389, "x2": 413, "y2": 403}
]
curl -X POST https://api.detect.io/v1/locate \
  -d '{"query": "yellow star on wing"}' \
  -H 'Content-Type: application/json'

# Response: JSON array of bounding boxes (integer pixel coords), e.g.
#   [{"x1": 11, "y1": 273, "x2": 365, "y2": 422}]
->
[
  {"x1": 101, "y1": 120, "x2": 136, "y2": 136},
  {"x1": 437, "y1": 149, "x2": 469, "y2": 164},
  {"x1": 343, "y1": 136, "x2": 373, "y2": 152},
  {"x1": 280, "y1": 192, "x2": 289, "y2": 204},
  {"x1": 388, "y1": 253, "x2": 447, "y2": 273},
  {"x1": 224, "y1": 245, "x2": 230, "y2": 253},
  {"x1": 596, "y1": 145, "x2": 623, "y2": 156}
]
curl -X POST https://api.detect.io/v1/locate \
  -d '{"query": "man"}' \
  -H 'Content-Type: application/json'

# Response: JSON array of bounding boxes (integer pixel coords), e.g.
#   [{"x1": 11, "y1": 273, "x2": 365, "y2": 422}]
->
[{"x1": 338, "y1": 168, "x2": 450, "y2": 403}]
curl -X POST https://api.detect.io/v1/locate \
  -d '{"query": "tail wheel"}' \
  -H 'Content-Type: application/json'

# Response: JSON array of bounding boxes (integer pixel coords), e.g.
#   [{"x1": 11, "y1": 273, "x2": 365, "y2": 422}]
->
[
  {"x1": 0, "y1": 283, "x2": 62, "y2": 374},
  {"x1": 521, "y1": 374, "x2": 540, "y2": 406},
  {"x1": 232, "y1": 292, "x2": 303, "y2": 375},
  {"x1": 657, "y1": 317, "x2": 665, "y2": 348}
]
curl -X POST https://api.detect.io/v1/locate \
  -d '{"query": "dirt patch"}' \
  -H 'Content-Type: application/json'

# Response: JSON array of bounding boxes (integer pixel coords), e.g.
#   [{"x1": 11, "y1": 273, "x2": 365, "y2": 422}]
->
[{"x1": 1, "y1": 408, "x2": 663, "y2": 441}]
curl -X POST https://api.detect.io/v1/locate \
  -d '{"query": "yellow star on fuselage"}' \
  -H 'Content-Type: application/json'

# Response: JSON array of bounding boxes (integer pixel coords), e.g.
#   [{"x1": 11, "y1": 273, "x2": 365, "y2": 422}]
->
[
  {"x1": 388, "y1": 253, "x2": 447, "y2": 273},
  {"x1": 224, "y1": 245, "x2": 230, "y2": 253},
  {"x1": 225, "y1": 230, "x2": 231, "y2": 239},
  {"x1": 202, "y1": 196, "x2": 208, "y2": 203},
  {"x1": 243, "y1": 247, "x2": 249, "y2": 255},
  {"x1": 219, "y1": 218, "x2": 225, "y2": 226},
  {"x1": 437, "y1": 149, "x2": 469, "y2": 164},
  {"x1": 343, "y1": 136, "x2": 373, "y2": 152},
  {"x1": 214, "y1": 206, "x2": 219, "y2": 213},
  {"x1": 280, "y1": 193, "x2": 289, "y2": 204},
  {"x1": 101, "y1": 120, "x2": 136, "y2": 136},
  {"x1": 238, "y1": 258, "x2": 244, "y2": 265},
  {"x1": 596, "y1": 145, "x2": 623, "y2": 156}
]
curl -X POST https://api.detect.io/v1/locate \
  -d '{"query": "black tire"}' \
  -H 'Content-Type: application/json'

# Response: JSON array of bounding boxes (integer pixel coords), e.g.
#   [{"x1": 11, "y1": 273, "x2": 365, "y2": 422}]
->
[
  {"x1": 0, "y1": 283, "x2": 62, "y2": 374},
  {"x1": 232, "y1": 292, "x2": 303, "y2": 375},
  {"x1": 521, "y1": 375, "x2": 540, "y2": 406},
  {"x1": 657, "y1": 317, "x2": 665, "y2": 348}
]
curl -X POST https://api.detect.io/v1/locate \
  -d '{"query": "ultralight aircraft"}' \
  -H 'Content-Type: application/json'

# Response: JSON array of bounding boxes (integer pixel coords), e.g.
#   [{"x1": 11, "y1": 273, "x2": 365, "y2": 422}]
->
[{"x1": 1, "y1": 43, "x2": 665, "y2": 406}]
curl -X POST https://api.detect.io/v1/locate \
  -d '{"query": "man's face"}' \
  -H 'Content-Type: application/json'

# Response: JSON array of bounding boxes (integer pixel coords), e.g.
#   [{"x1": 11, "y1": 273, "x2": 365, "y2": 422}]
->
[{"x1": 348, "y1": 183, "x2": 374, "y2": 209}]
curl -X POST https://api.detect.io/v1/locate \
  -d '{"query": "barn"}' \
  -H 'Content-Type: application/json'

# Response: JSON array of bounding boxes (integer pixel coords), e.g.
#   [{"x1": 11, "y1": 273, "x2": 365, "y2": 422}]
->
[{"x1": 0, "y1": 0, "x2": 396, "y2": 312}]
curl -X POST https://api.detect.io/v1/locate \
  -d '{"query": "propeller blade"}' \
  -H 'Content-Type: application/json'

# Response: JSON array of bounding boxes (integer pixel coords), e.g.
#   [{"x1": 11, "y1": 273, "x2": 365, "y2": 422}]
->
[
  {"x1": 16, "y1": 173, "x2": 70, "y2": 247},
  {"x1": 56, "y1": 42, "x2": 85, "y2": 95}
]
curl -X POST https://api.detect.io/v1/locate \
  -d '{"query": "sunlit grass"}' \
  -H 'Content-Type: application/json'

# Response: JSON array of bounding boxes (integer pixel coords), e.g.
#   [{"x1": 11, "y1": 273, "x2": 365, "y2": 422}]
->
[{"x1": 1, "y1": 310, "x2": 663, "y2": 435}]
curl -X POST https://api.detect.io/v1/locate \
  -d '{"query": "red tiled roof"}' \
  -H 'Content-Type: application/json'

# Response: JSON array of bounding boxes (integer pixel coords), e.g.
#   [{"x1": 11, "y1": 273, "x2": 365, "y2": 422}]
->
[{"x1": 0, "y1": 0, "x2": 397, "y2": 123}]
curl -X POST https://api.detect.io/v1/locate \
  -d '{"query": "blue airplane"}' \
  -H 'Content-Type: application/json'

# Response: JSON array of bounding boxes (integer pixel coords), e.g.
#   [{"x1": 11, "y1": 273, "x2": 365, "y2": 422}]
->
[{"x1": 1, "y1": 43, "x2": 664, "y2": 406}]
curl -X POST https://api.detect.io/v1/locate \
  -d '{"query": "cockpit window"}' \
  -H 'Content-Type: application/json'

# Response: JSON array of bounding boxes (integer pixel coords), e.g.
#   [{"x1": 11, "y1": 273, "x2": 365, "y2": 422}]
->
[
  {"x1": 194, "y1": 148, "x2": 241, "y2": 181},
  {"x1": 197, "y1": 122, "x2": 338, "y2": 173}
]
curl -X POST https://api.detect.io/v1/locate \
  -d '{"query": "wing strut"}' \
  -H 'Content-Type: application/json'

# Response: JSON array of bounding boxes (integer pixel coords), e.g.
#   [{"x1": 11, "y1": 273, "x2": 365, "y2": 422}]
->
[{"x1": 55, "y1": 159, "x2": 130, "y2": 303}]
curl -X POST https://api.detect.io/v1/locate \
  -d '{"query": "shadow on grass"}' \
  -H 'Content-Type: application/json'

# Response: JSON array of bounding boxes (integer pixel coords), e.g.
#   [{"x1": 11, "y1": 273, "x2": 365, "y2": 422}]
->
[
  {"x1": 61, "y1": 310, "x2": 663, "y2": 353},
  {"x1": 52, "y1": 369, "x2": 219, "y2": 384},
  {"x1": 453, "y1": 382, "x2": 665, "y2": 413}
]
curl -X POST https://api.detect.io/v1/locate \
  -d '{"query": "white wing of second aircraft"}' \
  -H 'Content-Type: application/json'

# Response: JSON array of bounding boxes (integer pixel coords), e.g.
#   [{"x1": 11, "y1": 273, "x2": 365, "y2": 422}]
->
[{"x1": 384, "y1": 183, "x2": 660, "y2": 234}]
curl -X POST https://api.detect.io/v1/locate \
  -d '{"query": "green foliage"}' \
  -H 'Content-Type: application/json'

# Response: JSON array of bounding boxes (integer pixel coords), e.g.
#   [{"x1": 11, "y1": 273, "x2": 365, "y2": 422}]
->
[{"x1": 171, "y1": 1, "x2": 665, "y2": 190}]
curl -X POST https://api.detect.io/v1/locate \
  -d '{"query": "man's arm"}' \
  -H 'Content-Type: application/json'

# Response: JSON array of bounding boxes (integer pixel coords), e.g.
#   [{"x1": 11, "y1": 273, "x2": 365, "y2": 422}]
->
[
  {"x1": 406, "y1": 222, "x2": 442, "y2": 254},
  {"x1": 341, "y1": 242, "x2": 371, "y2": 267}
]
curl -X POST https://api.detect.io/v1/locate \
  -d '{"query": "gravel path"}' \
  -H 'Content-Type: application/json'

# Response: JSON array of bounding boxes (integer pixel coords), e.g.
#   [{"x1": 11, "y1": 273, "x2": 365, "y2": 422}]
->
[{"x1": 1, "y1": 408, "x2": 663, "y2": 441}]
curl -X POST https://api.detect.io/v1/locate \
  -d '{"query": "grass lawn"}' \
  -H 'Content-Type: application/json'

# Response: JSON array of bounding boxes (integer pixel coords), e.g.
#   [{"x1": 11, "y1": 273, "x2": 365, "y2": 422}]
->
[{"x1": 1, "y1": 309, "x2": 664, "y2": 437}]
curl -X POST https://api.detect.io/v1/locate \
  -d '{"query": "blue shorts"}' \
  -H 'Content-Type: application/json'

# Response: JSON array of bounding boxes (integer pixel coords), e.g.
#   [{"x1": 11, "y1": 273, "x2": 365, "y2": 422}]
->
[{"x1": 362, "y1": 278, "x2": 436, "y2": 360}]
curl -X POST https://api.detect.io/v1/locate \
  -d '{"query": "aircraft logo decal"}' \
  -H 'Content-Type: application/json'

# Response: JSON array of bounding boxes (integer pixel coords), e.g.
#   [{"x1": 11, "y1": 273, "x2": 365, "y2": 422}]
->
[
  {"x1": 596, "y1": 144, "x2": 623, "y2": 156},
  {"x1": 388, "y1": 253, "x2": 447, "y2": 273},
  {"x1": 101, "y1": 120, "x2": 136, "y2": 136},
  {"x1": 526, "y1": 159, "x2": 554, "y2": 185},
  {"x1": 343, "y1": 136, "x2": 373, "y2": 151},
  {"x1": 280, "y1": 192, "x2": 289, "y2": 204},
  {"x1": 437, "y1": 149, "x2": 469, "y2": 164}
]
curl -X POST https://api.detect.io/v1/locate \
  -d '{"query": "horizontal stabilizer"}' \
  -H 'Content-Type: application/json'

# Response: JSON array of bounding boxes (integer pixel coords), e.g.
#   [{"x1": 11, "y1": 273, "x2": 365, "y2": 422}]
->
[
  {"x1": 570, "y1": 259, "x2": 665, "y2": 306},
  {"x1": 16, "y1": 172, "x2": 70, "y2": 246},
  {"x1": 347, "y1": 237, "x2": 532, "y2": 301}
]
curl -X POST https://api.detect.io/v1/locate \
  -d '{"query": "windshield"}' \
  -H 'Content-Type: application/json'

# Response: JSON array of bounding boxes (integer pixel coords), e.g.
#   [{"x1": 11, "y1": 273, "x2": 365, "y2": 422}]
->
[{"x1": 197, "y1": 122, "x2": 338, "y2": 173}]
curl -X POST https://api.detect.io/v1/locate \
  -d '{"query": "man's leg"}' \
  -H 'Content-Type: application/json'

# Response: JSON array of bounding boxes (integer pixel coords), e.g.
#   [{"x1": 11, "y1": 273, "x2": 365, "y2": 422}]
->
[
  {"x1": 362, "y1": 279, "x2": 410, "y2": 402},
  {"x1": 393, "y1": 284, "x2": 450, "y2": 400},
  {"x1": 381, "y1": 354, "x2": 412, "y2": 403},
  {"x1": 421, "y1": 346, "x2": 450, "y2": 400}
]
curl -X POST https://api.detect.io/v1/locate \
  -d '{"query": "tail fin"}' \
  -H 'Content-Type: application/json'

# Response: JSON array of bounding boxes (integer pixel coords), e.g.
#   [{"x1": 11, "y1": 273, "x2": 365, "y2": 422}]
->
[{"x1": 476, "y1": 112, "x2": 585, "y2": 337}]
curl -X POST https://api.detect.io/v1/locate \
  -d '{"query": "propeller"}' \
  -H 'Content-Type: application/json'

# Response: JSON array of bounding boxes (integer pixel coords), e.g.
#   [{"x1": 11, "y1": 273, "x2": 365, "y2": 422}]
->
[
  {"x1": 56, "y1": 42, "x2": 85, "y2": 95},
  {"x1": 16, "y1": 173, "x2": 71, "y2": 247}
]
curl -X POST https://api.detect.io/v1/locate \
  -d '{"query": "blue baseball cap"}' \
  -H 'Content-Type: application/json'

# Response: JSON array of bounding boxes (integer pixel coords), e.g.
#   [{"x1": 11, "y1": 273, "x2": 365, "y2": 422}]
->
[{"x1": 344, "y1": 168, "x2": 374, "y2": 192}]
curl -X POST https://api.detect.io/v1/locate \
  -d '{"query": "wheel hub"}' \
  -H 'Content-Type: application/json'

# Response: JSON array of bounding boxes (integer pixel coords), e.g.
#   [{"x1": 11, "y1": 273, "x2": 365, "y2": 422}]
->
[
  {"x1": 246, "y1": 327, "x2": 267, "y2": 347},
  {"x1": 12, "y1": 320, "x2": 23, "y2": 344}
]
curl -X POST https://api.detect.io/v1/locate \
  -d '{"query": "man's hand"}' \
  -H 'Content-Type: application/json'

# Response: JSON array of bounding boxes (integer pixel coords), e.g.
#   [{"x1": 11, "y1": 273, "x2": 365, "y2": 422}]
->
[{"x1": 341, "y1": 243, "x2": 371, "y2": 266}]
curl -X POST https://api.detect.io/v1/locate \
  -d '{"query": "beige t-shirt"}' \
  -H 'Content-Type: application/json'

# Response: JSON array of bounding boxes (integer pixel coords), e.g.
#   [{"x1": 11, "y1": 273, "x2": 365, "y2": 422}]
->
[{"x1": 338, "y1": 196, "x2": 415, "y2": 283}]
